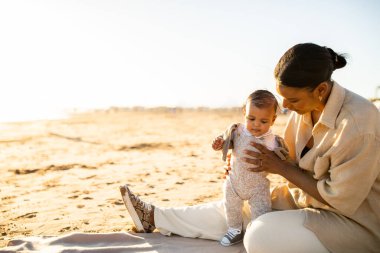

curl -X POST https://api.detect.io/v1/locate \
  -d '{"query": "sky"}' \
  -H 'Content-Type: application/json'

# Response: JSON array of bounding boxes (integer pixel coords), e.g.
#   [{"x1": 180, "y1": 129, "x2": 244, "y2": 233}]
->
[{"x1": 1, "y1": 0, "x2": 380, "y2": 122}]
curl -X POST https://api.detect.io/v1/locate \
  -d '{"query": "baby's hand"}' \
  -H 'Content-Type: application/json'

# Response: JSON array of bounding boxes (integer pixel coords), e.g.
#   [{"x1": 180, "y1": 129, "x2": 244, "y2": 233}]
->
[{"x1": 212, "y1": 136, "x2": 224, "y2": 151}]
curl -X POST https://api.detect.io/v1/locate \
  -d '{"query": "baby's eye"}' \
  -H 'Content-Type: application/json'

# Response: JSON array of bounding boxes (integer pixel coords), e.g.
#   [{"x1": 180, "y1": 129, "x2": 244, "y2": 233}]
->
[{"x1": 261, "y1": 121, "x2": 268, "y2": 124}]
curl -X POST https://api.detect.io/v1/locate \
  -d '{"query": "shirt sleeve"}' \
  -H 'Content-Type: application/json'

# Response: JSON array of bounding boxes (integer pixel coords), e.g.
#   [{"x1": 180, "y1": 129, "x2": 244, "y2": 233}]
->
[{"x1": 317, "y1": 133, "x2": 380, "y2": 216}]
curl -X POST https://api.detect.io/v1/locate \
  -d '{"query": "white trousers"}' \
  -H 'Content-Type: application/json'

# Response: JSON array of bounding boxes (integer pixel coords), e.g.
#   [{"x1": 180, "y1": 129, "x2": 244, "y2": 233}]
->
[{"x1": 155, "y1": 201, "x2": 329, "y2": 253}]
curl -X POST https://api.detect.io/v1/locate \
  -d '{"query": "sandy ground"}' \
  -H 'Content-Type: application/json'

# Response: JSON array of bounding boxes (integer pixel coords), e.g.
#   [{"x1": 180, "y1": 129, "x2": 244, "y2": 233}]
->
[{"x1": 0, "y1": 108, "x2": 289, "y2": 247}]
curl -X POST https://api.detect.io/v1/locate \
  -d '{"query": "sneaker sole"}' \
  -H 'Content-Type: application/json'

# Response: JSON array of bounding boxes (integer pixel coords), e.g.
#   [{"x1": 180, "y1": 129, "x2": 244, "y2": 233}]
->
[
  {"x1": 220, "y1": 239, "x2": 243, "y2": 247},
  {"x1": 119, "y1": 185, "x2": 145, "y2": 232}
]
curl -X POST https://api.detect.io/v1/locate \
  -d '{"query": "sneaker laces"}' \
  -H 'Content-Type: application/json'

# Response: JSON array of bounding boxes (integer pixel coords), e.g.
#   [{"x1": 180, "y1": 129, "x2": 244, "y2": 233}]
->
[
  {"x1": 130, "y1": 192, "x2": 154, "y2": 220},
  {"x1": 134, "y1": 194, "x2": 151, "y2": 210},
  {"x1": 226, "y1": 227, "x2": 242, "y2": 237},
  {"x1": 125, "y1": 186, "x2": 155, "y2": 232}
]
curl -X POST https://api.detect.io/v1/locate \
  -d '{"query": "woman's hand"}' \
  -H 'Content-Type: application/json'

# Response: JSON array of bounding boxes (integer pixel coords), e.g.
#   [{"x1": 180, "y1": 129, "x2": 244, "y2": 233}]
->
[
  {"x1": 245, "y1": 142, "x2": 330, "y2": 206},
  {"x1": 244, "y1": 142, "x2": 287, "y2": 175}
]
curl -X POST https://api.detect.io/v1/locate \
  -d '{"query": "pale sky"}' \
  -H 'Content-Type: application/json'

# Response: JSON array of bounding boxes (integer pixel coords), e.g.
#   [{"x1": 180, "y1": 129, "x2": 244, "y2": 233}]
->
[{"x1": 1, "y1": 0, "x2": 380, "y2": 122}]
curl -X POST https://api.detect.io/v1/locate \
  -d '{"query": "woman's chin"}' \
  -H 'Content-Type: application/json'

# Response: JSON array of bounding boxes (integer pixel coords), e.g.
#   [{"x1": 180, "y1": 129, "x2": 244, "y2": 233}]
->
[{"x1": 293, "y1": 109, "x2": 306, "y2": 115}]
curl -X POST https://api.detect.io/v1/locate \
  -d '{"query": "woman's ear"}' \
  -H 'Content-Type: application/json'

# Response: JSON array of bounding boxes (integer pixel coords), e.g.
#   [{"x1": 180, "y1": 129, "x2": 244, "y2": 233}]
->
[{"x1": 315, "y1": 82, "x2": 329, "y2": 101}]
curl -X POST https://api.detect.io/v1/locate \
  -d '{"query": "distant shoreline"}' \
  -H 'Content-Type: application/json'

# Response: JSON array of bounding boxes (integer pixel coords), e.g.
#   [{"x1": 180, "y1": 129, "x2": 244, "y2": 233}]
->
[
  {"x1": 0, "y1": 106, "x2": 291, "y2": 124},
  {"x1": 92, "y1": 106, "x2": 244, "y2": 113}
]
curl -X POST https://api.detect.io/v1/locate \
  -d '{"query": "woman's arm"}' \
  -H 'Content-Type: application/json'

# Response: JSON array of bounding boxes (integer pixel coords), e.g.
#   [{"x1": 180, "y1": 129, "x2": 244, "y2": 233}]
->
[
  {"x1": 275, "y1": 161, "x2": 329, "y2": 206},
  {"x1": 244, "y1": 142, "x2": 330, "y2": 206}
]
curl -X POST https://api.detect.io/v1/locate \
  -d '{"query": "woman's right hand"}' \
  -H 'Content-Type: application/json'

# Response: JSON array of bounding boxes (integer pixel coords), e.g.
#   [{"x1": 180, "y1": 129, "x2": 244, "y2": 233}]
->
[{"x1": 223, "y1": 153, "x2": 232, "y2": 179}]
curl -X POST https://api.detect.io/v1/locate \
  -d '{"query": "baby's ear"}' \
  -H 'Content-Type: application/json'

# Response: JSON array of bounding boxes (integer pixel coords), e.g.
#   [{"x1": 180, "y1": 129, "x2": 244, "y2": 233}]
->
[{"x1": 271, "y1": 114, "x2": 277, "y2": 125}]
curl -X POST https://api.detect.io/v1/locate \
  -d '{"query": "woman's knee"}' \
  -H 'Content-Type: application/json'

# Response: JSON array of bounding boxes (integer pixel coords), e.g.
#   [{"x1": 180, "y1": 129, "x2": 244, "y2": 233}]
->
[
  {"x1": 243, "y1": 210, "x2": 328, "y2": 253},
  {"x1": 243, "y1": 212, "x2": 276, "y2": 253}
]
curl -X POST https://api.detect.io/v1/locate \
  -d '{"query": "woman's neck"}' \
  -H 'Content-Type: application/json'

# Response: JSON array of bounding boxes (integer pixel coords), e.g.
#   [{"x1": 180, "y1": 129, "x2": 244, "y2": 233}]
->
[
  {"x1": 311, "y1": 81, "x2": 333, "y2": 125},
  {"x1": 311, "y1": 111, "x2": 322, "y2": 125}
]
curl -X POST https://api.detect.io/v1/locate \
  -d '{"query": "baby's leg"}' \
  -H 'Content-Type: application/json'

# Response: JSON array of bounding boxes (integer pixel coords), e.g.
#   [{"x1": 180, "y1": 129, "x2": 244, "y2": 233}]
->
[
  {"x1": 248, "y1": 180, "x2": 271, "y2": 220},
  {"x1": 224, "y1": 180, "x2": 244, "y2": 229}
]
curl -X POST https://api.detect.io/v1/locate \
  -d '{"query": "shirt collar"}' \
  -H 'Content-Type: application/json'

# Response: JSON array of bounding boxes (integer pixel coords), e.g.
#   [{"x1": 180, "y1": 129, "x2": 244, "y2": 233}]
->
[
  {"x1": 318, "y1": 81, "x2": 346, "y2": 129},
  {"x1": 242, "y1": 126, "x2": 272, "y2": 140}
]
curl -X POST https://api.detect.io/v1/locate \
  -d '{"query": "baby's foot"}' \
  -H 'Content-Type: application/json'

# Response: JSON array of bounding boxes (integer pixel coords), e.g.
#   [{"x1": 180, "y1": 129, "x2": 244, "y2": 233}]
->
[
  {"x1": 119, "y1": 184, "x2": 156, "y2": 233},
  {"x1": 220, "y1": 227, "x2": 244, "y2": 246}
]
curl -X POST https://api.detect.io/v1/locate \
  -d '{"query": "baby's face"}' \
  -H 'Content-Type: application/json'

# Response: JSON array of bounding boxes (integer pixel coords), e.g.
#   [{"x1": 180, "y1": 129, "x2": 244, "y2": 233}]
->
[{"x1": 244, "y1": 103, "x2": 276, "y2": 137}]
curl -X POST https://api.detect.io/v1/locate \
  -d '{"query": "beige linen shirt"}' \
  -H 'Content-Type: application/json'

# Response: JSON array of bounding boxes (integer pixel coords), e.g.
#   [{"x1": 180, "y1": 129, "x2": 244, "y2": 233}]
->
[{"x1": 272, "y1": 82, "x2": 380, "y2": 253}]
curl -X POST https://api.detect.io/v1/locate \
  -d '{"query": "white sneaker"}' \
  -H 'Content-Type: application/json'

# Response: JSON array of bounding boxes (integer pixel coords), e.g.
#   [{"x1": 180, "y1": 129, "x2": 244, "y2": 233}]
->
[{"x1": 220, "y1": 227, "x2": 244, "y2": 246}]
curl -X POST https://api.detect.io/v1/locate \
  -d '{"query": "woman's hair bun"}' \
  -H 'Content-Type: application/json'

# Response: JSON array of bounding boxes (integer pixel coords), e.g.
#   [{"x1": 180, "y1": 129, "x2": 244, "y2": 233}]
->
[
  {"x1": 274, "y1": 43, "x2": 347, "y2": 90},
  {"x1": 326, "y1": 47, "x2": 347, "y2": 70}
]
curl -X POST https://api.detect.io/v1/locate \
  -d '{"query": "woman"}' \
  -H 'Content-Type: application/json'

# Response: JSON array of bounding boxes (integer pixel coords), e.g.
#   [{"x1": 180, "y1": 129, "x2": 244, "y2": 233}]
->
[{"x1": 120, "y1": 43, "x2": 380, "y2": 253}]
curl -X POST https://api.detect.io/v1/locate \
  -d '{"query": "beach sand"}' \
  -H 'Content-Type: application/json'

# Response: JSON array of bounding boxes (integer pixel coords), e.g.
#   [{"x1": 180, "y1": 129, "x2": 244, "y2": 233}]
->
[{"x1": 0, "y1": 108, "x2": 289, "y2": 247}]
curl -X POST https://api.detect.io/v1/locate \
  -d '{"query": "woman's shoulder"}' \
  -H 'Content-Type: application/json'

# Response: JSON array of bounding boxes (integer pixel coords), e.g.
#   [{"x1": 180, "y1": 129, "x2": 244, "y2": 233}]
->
[
  {"x1": 339, "y1": 89, "x2": 380, "y2": 135},
  {"x1": 344, "y1": 88, "x2": 378, "y2": 114}
]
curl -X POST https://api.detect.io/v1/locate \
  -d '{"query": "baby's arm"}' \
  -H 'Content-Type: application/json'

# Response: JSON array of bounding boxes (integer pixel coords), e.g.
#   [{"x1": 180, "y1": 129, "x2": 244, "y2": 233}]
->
[{"x1": 212, "y1": 135, "x2": 224, "y2": 151}]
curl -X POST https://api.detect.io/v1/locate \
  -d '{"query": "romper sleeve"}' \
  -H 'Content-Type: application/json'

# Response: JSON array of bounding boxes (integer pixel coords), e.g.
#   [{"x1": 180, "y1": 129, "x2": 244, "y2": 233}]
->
[
  {"x1": 221, "y1": 123, "x2": 238, "y2": 161},
  {"x1": 274, "y1": 136, "x2": 289, "y2": 161},
  {"x1": 317, "y1": 133, "x2": 380, "y2": 216}
]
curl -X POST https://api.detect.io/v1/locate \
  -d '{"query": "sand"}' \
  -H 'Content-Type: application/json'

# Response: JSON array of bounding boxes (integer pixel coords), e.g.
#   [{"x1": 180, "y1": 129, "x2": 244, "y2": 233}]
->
[{"x1": 0, "y1": 108, "x2": 289, "y2": 247}]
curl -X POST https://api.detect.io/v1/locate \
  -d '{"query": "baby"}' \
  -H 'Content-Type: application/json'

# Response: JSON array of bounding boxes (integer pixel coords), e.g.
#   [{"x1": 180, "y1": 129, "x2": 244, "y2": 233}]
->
[{"x1": 212, "y1": 90, "x2": 287, "y2": 246}]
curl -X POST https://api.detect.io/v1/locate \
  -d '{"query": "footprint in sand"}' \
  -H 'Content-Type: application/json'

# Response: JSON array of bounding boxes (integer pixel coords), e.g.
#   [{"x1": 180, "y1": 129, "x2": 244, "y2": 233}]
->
[
  {"x1": 113, "y1": 200, "x2": 124, "y2": 205},
  {"x1": 59, "y1": 226, "x2": 71, "y2": 232},
  {"x1": 107, "y1": 198, "x2": 124, "y2": 205},
  {"x1": 1, "y1": 196, "x2": 16, "y2": 201},
  {"x1": 15, "y1": 212, "x2": 37, "y2": 219}
]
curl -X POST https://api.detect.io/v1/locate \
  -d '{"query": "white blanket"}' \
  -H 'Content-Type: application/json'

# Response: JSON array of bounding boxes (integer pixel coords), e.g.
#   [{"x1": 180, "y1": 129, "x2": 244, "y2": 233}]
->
[{"x1": 1, "y1": 232, "x2": 246, "y2": 253}]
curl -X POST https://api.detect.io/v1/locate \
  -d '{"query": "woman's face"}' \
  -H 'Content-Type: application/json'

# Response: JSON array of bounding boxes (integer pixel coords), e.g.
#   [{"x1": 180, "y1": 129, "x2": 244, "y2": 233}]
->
[{"x1": 276, "y1": 83, "x2": 320, "y2": 115}]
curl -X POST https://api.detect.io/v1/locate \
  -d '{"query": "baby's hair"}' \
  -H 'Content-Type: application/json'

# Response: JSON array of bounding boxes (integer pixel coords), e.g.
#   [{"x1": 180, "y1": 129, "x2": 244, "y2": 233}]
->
[{"x1": 244, "y1": 90, "x2": 279, "y2": 114}]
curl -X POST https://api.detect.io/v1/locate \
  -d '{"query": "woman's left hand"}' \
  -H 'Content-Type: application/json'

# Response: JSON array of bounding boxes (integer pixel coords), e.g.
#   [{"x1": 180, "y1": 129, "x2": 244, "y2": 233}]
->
[{"x1": 244, "y1": 142, "x2": 285, "y2": 175}]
